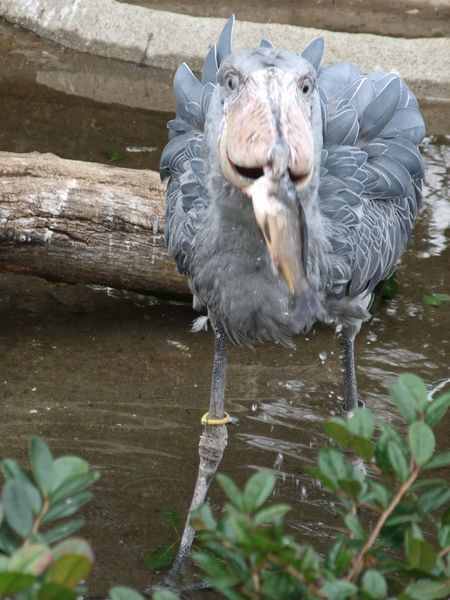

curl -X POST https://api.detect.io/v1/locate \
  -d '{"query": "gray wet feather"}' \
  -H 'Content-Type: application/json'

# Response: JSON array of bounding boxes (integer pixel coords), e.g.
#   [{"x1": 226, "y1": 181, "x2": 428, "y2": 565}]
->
[{"x1": 160, "y1": 16, "x2": 425, "y2": 344}]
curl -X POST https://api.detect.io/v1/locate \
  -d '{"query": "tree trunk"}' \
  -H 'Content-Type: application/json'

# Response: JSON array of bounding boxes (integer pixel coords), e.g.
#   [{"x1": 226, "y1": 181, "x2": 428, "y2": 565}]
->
[{"x1": 0, "y1": 152, "x2": 190, "y2": 297}]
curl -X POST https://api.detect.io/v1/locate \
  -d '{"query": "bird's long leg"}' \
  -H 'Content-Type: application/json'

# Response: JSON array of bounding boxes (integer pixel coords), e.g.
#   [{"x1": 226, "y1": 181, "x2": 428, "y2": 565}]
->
[
  {"x1": 338, "y1": 331, "x2": 367, "y2": 506},
  {"x1": 163, "y1": 322, "x2": 229, "y2": 585},
  {"x1": 339, "y1": 333, "x2": 360, "y2": 416}
]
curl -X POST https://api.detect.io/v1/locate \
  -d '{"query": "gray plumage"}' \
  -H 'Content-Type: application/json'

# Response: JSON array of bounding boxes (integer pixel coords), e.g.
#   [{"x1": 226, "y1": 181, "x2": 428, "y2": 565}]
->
[{"x1": 161, "y1": 16, "x2": 425, "y2": 346}]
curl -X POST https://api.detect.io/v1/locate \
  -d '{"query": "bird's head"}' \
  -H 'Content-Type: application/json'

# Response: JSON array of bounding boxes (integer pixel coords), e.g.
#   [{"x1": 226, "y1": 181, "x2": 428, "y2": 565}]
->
[{"x1": 205, "y1": 48, "x2": 323, "y2": 327}]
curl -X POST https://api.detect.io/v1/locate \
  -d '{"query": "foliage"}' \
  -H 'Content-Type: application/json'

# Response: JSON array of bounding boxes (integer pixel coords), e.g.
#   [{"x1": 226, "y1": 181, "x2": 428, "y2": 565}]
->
[
  {"x1": 0, "y1": 374, "x2": 448, "y2": 599},
  {"x1": 146, "y1": 510, "x2": 180, "y2": 571},
  {"x1": 188, "y1": 374, "x2": 450, "y2": 599},
  {"x1": 422, "y1": 293, "x2": 450, "y2": 307},
  {"x1": 106, "y1": 147, "x2": 126, "y2": 162},
  {"x1": 370, "y1": 273, "x2": 398, "y2": 314},
  {"x1": 0, "y1": 436, "x2": 100, "y2": 599}
]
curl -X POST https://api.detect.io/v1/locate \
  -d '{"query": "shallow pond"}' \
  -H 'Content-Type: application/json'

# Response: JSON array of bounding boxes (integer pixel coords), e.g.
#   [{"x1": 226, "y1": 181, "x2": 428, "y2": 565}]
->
[{"x1": 0, "y1": 16, "x2": 449, "y2": 599}]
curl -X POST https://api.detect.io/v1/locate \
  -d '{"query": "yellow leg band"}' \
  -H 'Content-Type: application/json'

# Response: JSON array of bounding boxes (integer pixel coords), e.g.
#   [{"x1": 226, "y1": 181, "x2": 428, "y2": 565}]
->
[{"x1": 201, "y1": 411, "x2": 232, "y2": 426}]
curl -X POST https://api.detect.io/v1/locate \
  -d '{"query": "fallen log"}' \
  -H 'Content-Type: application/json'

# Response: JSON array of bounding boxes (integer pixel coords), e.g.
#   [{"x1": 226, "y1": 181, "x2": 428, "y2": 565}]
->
[{"x1": 0, "y1": 152, "x2": 190, "y2": 297}]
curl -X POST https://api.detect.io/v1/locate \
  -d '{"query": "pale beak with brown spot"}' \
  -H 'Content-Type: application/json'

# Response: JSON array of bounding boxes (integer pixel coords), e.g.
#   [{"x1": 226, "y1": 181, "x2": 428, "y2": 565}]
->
[{"x1": 218, "y1": 67, "x2": 315, "y2": 299}]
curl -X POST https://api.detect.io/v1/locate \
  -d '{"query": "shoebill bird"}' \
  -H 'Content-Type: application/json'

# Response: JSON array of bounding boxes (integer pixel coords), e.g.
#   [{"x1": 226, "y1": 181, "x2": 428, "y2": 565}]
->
[{"x1": 160, "y1": 16, "x2": 425, "y2": 569}]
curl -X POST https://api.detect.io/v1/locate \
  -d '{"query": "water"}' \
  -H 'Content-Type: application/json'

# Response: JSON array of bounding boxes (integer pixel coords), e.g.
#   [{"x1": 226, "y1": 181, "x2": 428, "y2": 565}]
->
[{"x1": 0, "y1": 18, "x2": 449, "y2": 598}]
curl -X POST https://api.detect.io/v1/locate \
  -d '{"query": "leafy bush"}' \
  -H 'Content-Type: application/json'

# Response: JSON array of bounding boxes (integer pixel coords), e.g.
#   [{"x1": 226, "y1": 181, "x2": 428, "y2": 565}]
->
[
  {"x1": 0, "y1": 436, "x2": 99, "y2": 598},
  {"x1": 0, "y1": 374, "x2": 449, "y2": 599},
  {"x1": 188, "y1": 374, "x2": 450, "y2": 599}
]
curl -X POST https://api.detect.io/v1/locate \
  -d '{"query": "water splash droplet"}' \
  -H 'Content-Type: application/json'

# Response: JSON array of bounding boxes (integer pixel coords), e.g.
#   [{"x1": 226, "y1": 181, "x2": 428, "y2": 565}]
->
[
  {"x1": 319, "y1": 351, "x2": 327, "y2": 361},
  {"x1": 274, "y1": 452, "x2": 284, "y2": 469}
]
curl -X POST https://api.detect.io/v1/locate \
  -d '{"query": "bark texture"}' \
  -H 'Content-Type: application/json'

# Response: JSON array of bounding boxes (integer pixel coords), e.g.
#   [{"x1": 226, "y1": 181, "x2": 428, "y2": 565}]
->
[{"x1": 0, "y1": 152, "x2": 189, "y2": 297}]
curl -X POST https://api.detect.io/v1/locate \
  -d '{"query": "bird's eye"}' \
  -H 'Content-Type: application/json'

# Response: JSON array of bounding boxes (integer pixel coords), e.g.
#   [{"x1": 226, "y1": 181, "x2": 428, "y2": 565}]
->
[
  {"x1": 300, "y1": 77, "x2": 314, "y2": 96},
  {"x1": 224, "y1": 72, "x2": 240, "y2": 92}
]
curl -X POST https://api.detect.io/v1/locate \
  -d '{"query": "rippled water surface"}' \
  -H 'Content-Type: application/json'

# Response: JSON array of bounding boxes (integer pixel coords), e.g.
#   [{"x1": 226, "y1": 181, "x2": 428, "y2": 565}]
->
[{"x1": 0, "y1": 18, "x2": 449, "y2": 600}]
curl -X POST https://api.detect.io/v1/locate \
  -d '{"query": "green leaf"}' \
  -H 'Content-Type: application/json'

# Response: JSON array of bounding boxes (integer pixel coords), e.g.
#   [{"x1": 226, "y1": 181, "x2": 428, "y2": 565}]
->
[
  {"x1": 307, "y1": 467, "x2": 335, "y2": 490},
  {"x1": 110, "y1": 586, "x2": 147, "y2": 600},
  {"x1": 146, "y1": 544, "x2": 175, "y2": 572},
  {"x1": 50, "y1": 457, "x2": 89, "y2": 494},
  {"x1": 151, "y1": 591, "x2": 179, "y2": 600},
  {"x1": 192, "y1": 550, "x2": 241, "y2": 588},
  {"x1": 403, "y1": 579, "x2": 450, "y2": 599},
  {"x1": 424, "y1": 391, "x2": 450, "y2": 427},
  {"x1": 42, "y1": 518, "x2": 85, "y2": 545},
  {"x1": 298, "y1": 545, "x2": 320, "y2": 574},
  {"x1": 422, "y1": 292, "x2": 450, "y2": 306},
  {"x1": 216, "y1": 474, "x2": 245, "y2": 510},
  {"x1": 405, "y1": 534, "x2": 437, "y2": 573},
  {"x1": 368, "y1": 481, "x2": 390, "y2": 509},
  {"x1": 41, "y1": 491, "x2": 93, "y2": 525},
  {"x1": 338, "y1": 479, "x2": 362, "y2": 500},
  {"x1": 243, "y1": 471, "x2": 275, "y2": 512},
  {"x1": 409, "y1": 422, "x2": 435, "y2": 466},
  {"x1": 29, "y1": 436, "x2": 54, "y2": 497},
  {"x1": 325, "y1": 537, "x2": 355, "y2": 575},
  {"x1": 189, "y1": 504, "x2": 217, "y2": 531},
  {"x1": 390, "y1": 380, "x2": 418, "y2": 423},
  {"x1": 362, "y1": 569, "x2": 387, "y2": 599},
  {"x1": 23, "y1": 481, "x2": 42, "y2": 516},
  {"x1": 417, "y1": 485, "x2": 450, "y2": 513},
  {"x1": 0, "y1": 572, "x2": 36, "y2": 595},
  {"x1": 254, "y1": 504, "x2": 290, "y2": 525},
  {"x1": 346, "y1": 408, "x2": 375, "y2": 439},
  {"x1": 49, "y1": 471, "x2": 100, "y2": 504},
  {"x1": 48, "y1": 539, "x2": 93, "y2": 589},
  {"x1": 344, "y1": 513, "x2": 365, "y2": 540},
  {"x1": 2, "y1": 480, "x2": 33, "y2": 538},
  {"x1": 442, "y1": 505, "x2": 450, "y2": 525},
  {"x1": 397, "y1": 373, "x2": 428, "y2": 410},
  {"x1": 9, "y1": 544, "x2": 52, "y2": 575},
  {"x1": 318, "y1": 448, "x2": 347, "y2": 489},
  {"x1": 348, "y1": 435, "x2": 374, "y2": 461},
  {"x1": 387, "y1": 441, "x2": 409, "y2": 482},
  {"x1": 375, "y1": 423, "x2": 404, "y2": 471},
  {"x1": 423, "y1": 451, "x2": 450, "y2": 470},
  {"x1": 160, "y1": 510, "x2": 180, "y2": 530},
  {"x1": 321, "y1": 580, "x2": 358, "y2": 599},
  {"x1": 0, "y1": 502, "x2": 3, "y2": 527},
  {"x1": 0, "y1": 521, "x2": 20, "y2": 554},
  {"x1": 37, "y1": 582, "x2": 78, "y2": 600},
  {"x1": 437, "y1": 524, "x2": 450, "y2": 548},
  {"x1": 106, "y1": 147, "x2": 125, "y2": 162},
  {"x1": 1, "y1": 459, "x2": 33, "y2": 484},
  {"x1": 195, "y1": 540, "x2": 247, "y2": 580},
  {"x1": 323, "y1": 418, "x2": 350, "y2": 447}
]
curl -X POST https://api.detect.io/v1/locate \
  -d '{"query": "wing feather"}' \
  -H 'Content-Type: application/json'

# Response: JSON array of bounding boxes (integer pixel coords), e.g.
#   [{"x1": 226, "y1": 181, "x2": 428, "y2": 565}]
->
[{"x1": 319, "y1": 65, "x2": 425, "y2": 299}]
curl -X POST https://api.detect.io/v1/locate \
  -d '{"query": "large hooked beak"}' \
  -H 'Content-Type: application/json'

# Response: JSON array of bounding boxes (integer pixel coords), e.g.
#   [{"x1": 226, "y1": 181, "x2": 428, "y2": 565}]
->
[
  {"x1": 246, "y1": 166, "x2": 308, "y2": 298},
  {"x1": 219, "y1": 67, "x2": 314, "y2": 299}
]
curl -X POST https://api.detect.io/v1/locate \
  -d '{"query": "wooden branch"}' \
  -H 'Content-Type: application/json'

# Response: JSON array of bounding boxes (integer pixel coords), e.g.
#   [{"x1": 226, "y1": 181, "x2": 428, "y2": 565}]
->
[{"x1": 0, "y1": 152, "x2": 189, "y2": 297}]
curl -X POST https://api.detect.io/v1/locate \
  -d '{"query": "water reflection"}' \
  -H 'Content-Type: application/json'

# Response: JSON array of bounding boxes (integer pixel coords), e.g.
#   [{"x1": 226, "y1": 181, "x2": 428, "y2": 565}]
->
[{"x1": 420, "y1": 136, "x2": 450, "y2": 257}]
